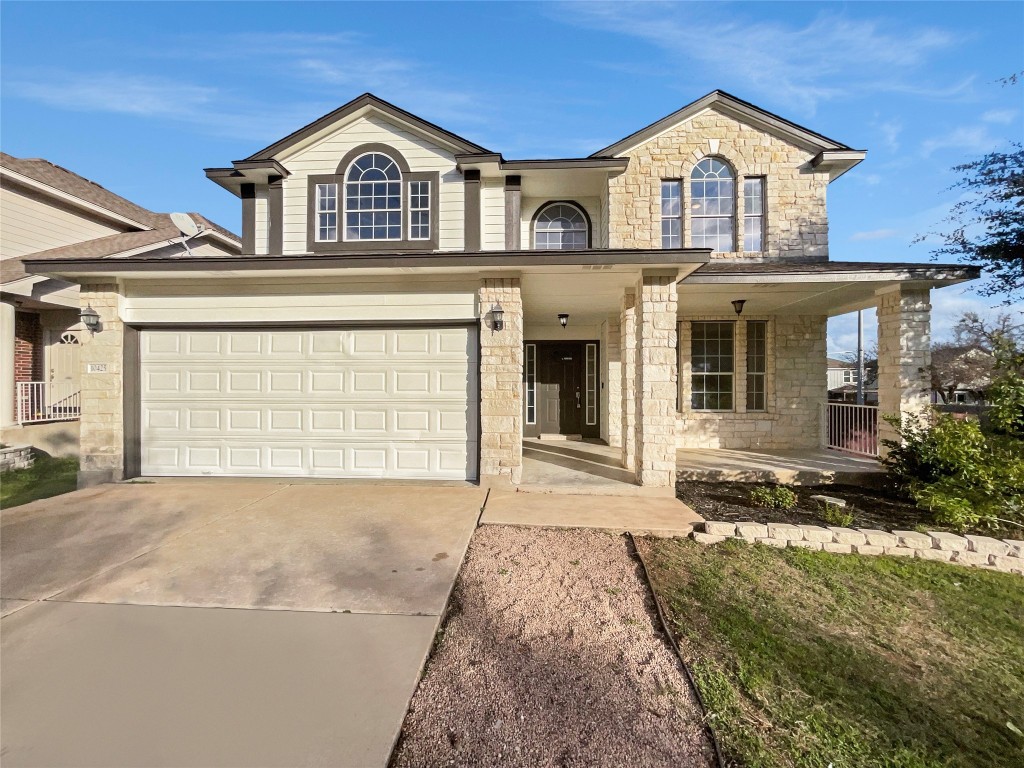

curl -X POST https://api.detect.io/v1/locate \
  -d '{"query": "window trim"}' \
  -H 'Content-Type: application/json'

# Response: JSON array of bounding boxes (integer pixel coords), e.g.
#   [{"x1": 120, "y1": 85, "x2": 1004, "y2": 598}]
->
[
  {"x1": 314, "y1": 182, "x2": 338, "y2": 243},
  {"x1": 408, "y1": 179, "x2": 431, "y2": 241},
  {"x1": 524, "y1": 343, "x2": 537, "y2": 425},
  {"x1": 530, "y1": 200, "x2": 592, "y2": 250},
  {"x1": 745, "y1": 319, "x2": 767, "y2": 412},
  {"x1": 743, "y1": 176, "x2": 766, "y2": 253},
  {"x1": 585, "y1": 342, "x2": 598, "y2": 426},
  {"x1": 305, "y1": 143, "x2": 438, "y2": 253},
  {"x1": 342, "y1": 151, "x2": 403, "y2": 244},
  {"x1": 689, "y1": 156, "x2": 737, "y2": 253},
  {"x1": 661, "y1": 179, "x2": 682, "y2": 249},
  {"x1": 680, "y1": 318, "x2": 774, "y2": 415},
  {"x1": 689, "y1": 320, "x2": 736, "y2": 412}
]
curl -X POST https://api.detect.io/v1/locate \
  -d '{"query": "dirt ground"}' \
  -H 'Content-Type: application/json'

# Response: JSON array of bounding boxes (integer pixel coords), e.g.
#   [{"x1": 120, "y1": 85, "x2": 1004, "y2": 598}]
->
[
  {"x1": 677, "y1": 480, "x2": 941, "y2": 531},
  {"x1": 390, "y1": 526, "x2": 715, "y2": 768}
]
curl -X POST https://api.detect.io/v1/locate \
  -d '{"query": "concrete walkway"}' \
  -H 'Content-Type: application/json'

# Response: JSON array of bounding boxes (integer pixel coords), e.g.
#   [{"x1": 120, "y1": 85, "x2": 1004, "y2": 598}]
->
[
  {"x1": 1, "y1": 481, "x2": 483, "y2": 767},
  {"x1": 677, "y1": 447, "x2": 884, "y2": 485}
]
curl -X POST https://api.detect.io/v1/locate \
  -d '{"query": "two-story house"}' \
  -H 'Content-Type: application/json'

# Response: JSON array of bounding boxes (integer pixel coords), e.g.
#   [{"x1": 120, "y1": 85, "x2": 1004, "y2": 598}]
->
[{"x1": 25, "y1": 91, "x2": 978, "y2": 489}]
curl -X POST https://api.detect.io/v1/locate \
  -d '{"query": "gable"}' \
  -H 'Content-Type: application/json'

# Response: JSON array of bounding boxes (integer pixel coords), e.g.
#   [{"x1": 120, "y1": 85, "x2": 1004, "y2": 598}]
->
[{"x1": 245, "y1": 93, "x2": 488, "y2": 163}]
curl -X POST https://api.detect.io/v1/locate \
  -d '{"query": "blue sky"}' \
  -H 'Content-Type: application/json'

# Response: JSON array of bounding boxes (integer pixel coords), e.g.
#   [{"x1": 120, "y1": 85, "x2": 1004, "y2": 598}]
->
[{"x1": 2, "y1": 1, "x2": 1022, "y2": 353}]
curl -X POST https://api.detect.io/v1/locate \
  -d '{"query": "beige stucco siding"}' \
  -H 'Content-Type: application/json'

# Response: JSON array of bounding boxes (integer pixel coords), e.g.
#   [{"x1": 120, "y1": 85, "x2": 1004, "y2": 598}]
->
[
  {"x1": 122, "y1": 276, "x2": 479, "y2": 324},
  {"x1": 520, "y1": 196, "x2": 602, "y2": 250},
  {"x1": 279, "y1": 115, "x2": 464, "y2": 255},
  {"x1": 481, "y1": 179, "x2": 505, "y2": 250},
  {"x1": 0, "y1": 186, "x2": 123, "y2": 259},
  {"x1": 608, "y1": 106, "x2": 830, "y2": 260}
]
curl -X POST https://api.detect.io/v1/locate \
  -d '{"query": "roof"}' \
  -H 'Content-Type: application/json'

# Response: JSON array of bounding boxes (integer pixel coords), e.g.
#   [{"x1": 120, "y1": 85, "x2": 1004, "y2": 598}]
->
[
  {"x1": 827, "y1": 357, "x2": 856, "y2": 368},
  {"x1": 686, "y1": 260, "x2": 980, "y2": 282},
  {"x1": 591, "y1": 90, "x2": 856, "y2": 157},
  {"x1": 244, "y1": 93, "x2": 490, "y2": 161},
  {"x1": 1, "y1": 152, "x2": 164, "y2": 228}
]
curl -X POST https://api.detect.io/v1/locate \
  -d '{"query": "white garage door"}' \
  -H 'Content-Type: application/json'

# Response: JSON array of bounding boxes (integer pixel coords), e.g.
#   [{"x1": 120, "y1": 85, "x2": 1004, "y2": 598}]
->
[{"x1": 140, "y1": 327, "x2": 478, "y2": 480}]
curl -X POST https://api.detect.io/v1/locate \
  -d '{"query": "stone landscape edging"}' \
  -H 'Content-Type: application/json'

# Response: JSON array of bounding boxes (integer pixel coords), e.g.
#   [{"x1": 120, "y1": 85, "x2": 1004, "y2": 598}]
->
[
  {"x1": 692, "y1": 522, "x2": 1023, "y2": 575},
  {"x1": 0, "y1": 444, "x2": 33, "y2": 473}
]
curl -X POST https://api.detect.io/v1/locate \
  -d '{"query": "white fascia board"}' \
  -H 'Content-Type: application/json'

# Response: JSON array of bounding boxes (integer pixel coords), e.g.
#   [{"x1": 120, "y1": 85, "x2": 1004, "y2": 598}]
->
[
  {"x1": 684, "y1": 270, "x2": 971, "y2": 285},
  {"x1": 1, "y1": 169, "x2": 152, "y2": 230}
]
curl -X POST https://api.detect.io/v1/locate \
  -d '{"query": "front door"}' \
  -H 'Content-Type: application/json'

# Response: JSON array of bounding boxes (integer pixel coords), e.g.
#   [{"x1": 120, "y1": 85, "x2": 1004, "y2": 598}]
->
[
  {"x1": 527, "y1": 341, "x2": 600, "y2": 438},
  {"x1": 47, "y1": 330, "x2": 81, "y2": 412}
]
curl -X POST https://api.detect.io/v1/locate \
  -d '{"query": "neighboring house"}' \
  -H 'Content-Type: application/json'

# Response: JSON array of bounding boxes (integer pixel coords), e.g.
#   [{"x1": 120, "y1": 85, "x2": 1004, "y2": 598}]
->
[
  {"x1": 930, "y1": 346, "x2": 993, "y2": 405},
  {"x1": 0, "y1": 153, "x2": 240, "y2": 453},
  {"x1": 827, "y1": 357, "x2": 878, "y2": 404},
  {"x1": 23, "y1": 91, "x2": 978, "y2": 489}
]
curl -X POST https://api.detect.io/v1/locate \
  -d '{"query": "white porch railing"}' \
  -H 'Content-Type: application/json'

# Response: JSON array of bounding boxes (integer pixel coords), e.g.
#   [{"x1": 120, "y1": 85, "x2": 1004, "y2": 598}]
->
[
  {"x1": 822, "y1": 402, "x2": 879, "y2": 458},
  {"x1": 16, "y1": 381, "x2": 81, "y2": 425}
]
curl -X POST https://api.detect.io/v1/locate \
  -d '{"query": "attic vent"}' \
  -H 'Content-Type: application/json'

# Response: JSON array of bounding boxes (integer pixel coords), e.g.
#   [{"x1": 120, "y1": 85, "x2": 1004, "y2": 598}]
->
[{"x1": 582, "y1": 264, "x2": 614, "y2": 271}]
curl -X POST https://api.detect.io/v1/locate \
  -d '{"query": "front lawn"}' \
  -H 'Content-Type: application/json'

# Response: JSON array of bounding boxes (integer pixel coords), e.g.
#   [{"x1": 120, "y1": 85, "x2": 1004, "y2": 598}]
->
[
  {"x1": 638, "y1": 537, "x2": 1024, "y2": 768},
  {"x1": 1, "y1": 455, "x2": 78, "y2": 509}
]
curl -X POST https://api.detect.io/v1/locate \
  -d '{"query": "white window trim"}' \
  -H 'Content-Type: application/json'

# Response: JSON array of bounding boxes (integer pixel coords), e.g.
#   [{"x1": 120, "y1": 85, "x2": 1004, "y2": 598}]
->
[
  {"x1": 690, "y1": 158, "x2": 737, "y2": 253},
  {"x1": 533, "y1": 201, "x2": 589, "y2": 250},
  {"x1": 314, "y1": 183, "x2": 338, "y2": 243},
  {"x1": 408, "y1": 179, "x2": 431, "y2": 241},
  {"x1": 524, "y1": 343, "x2": 537, "y2": 425},
  {"x1": 585, "y1": 343, "x2": 598, "y2": 426},
  {"x1": 342, "y1": 151, "x2": 403, "y2": 243},
  {"x1": 743, "y1": 177, "x2": 766, "y2": 253}
]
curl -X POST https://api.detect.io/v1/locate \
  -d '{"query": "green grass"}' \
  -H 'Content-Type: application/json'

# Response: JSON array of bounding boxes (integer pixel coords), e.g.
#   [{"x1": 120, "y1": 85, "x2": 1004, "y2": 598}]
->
[
  {"x1": 642, "y1": 538, "x2": 1024, "y2": 768},
  {"x1": 1, "y1": 455, "x2": 78, "y2": 509}
]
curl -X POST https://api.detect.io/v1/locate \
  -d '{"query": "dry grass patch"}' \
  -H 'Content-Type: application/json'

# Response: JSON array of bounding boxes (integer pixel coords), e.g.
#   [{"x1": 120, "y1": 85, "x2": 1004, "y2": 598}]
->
[{"x1": 638, "y1": 537, "x2": 1024, "y2": 768}]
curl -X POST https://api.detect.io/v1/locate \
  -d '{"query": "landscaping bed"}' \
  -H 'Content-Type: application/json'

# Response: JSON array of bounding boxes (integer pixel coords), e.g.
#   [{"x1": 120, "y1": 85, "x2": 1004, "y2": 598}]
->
[
  {"x1": 676, "y1": 480, "x2": 1007, "y2": 535},
  {"x1": 637, "y1": 536, "x2": 1024, "y2": 768},
  {"x1": 391, "y1": 526, "x2": 715, "y2": 768}
]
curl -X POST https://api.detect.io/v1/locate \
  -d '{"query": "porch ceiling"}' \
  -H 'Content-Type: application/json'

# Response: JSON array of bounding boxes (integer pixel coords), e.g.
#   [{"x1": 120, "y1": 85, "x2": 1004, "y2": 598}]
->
[{"x1": 521, "y1": 268, "x2": 644, "y2": 327}]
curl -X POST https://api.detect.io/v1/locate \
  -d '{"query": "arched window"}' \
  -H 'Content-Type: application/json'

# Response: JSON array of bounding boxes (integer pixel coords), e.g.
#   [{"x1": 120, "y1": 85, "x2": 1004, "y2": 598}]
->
[
  {"x1": 690, "y1": 158, "x2": 735, "y2": 252},
  {"x1": 344, "y1": 152, "x2": 402, "y2": 241},
  {"x1": 533, "y1": 202, "x2": 589, "y2": 250}
]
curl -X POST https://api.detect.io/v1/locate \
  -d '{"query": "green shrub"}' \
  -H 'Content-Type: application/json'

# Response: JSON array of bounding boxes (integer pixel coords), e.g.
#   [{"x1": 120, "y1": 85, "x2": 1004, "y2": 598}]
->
[
  {"x1": 749, "y1": 485, "x2": 798, "y2": 510},
  {"x1": 820, "y1": 502, "x2": 854, "y2": 528},
  {"x1": 883, "y1": 412, "x2": 1024, "y2": 530}
]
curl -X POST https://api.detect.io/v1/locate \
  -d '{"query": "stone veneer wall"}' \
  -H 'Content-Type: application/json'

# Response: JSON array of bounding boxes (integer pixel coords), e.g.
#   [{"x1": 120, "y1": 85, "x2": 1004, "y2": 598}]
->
[
  {"x1": 607, "y1": 108, "x2": 829, "y2": 261},
  {"x1": 677, "y1": 315, "x2": 826, "y2": 450},
  {"x1": 77, "y1": 283, "x2": 125, "y2": 487},
  {"x1": 634, "y1": 274, "x2": 678, "y2": 486},
  {"x1": 478, "y1": 278, "x2": 524, "y2": 484},
  {"x1": 876, "y1": 286, "x2": 931, "y2": 450}
]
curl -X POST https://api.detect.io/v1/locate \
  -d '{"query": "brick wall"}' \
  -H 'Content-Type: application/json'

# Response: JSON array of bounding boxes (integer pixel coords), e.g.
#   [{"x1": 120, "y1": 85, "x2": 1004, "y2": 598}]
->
[
  {"x1": 607, "y1": 108, "x2": 829, "y2": 261},
  {"x1": 14, "y1": 311, "x2": 43, "y2": 383}
]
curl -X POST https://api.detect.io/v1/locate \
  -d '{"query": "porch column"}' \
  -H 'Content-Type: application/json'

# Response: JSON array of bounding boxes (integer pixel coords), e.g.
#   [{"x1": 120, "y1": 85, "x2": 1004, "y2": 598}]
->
[
  {"x1": 478, "y1": 277, "x2": 524, "y2": 485},
  {"x1": 619, "y1": 289, "x2": 637, "y2": 471},
  {"x1": 876, "y1": 285, "x2": 931, "y2": 452},
  {"x1": 634, "y1": 271, "x2": 678, "y2": 487},
  {"x1": 0, "y1": 301, "x2": 14, "y2": 428},
  {"x1": 601, "y1": 315, "x2": 622, "y2": 447},
  {"x1": 78, "y1": 283, "x2": 125, "y2": 488}
]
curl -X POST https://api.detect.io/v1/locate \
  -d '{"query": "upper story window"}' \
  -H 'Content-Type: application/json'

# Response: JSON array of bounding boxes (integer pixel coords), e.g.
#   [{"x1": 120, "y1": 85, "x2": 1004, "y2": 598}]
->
[
  {"x1": 661, "y1": 181, "x2": 682, "y2": 248},
  {"x1": 345, "y1": 152, "x2": 402, "y2": 241},
  {"x1": 690, "y1": 158, "x2": 735, "y2": 252},
  {"x1": 307, "y1": 143, "x2": 439, "y2": 252},
  {"x1": 534, "y1": 202, "x2": 589, "y2": 250},
  {"x1": 743, "y1": 177, "x2": 765, "y2": 252}
]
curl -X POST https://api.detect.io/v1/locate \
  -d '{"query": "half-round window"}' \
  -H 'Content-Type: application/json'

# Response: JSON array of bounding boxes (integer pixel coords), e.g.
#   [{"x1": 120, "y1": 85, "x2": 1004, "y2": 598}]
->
[
  {"x1": 690, "y1": 158, "x2": 735, "y2": 252},
  {"x1": 533, "y1": 202, "x2": 589, "y2": 250},
  {"x1": 345, "y1": 152, "x2": 402, "y2": 241}
]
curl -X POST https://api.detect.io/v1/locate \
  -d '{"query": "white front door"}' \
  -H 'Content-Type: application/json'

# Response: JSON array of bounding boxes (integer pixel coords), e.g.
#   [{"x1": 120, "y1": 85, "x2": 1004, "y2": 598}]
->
[
  {"x1": 139, "y1": 327, "x2": 478, "y2": 480},
  {"x1": 47, "y1": 330, "x2": 81, "y2": 407}
]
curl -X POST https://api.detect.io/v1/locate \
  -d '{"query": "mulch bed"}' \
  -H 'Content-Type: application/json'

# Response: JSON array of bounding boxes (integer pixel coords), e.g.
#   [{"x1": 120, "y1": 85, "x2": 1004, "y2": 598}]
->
[{"x1": 677, "y1": 480, "x2": 945, "y2": 532}]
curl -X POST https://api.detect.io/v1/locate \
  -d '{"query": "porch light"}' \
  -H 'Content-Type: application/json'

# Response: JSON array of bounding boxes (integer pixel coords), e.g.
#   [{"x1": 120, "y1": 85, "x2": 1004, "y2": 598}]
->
[
  {"x1": 80, "y1": 304, "x2": 101, "y2": 333},
  {"x1": 490, "y1": 303, "x2": 505, "y2": 332},
  {"x1": 558, "y1": 313, "x2": 569, "y2": 329},
  {"x1": 731, "y1": 299, "x2": 747, "y2": 316}
]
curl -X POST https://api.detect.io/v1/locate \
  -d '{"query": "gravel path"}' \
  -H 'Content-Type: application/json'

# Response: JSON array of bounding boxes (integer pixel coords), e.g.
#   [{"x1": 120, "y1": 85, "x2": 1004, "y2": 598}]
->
[{"x1": 391, "y1": 526, "x2": 715, "y2": 768}]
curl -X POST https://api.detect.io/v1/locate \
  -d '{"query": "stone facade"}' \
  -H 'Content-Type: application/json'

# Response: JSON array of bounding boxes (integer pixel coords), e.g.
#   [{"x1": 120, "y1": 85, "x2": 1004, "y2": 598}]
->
[
  {"x1": 77, "y1": 283, "x2": 125, "y2": 487},
  {"x1": 876, "y1": 286, "x2": 931, "y2": 450},
  {"x1": 677, "y1": 314, "x2": 826, "y2": 450},
  {"x1": 607, "y1": 107, "x2": 829, "y2": 261},
  {"x1": 619, "y1": 290, "x2": 637, "y2": 472},
  {"x1": 633, "y1": 273, "x2": 678, "y2": 487},
  {"x1": 478, "y1": 278, "x2": 524, "y2": 484}
]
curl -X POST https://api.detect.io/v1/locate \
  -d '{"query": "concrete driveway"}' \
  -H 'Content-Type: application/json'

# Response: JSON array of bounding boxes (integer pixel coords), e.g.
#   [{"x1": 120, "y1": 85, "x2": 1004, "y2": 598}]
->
[{"x1": 1, "y1": 480, "x2": 484, "y2": 767}]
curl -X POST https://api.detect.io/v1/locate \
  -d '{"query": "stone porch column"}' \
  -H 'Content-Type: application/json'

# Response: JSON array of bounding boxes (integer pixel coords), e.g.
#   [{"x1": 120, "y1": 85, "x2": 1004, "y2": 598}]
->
[
  {"x1": 619, "y1": 289, "x2": 637, "y2": 472},
  {"x1": 633, "y1": 271, "x2": 679, "y2": 487},
  {"x1": 0, "y1": 301, "x2": 15, "y2": 428},
  {"x1": 78, "y1": 283, "x2": 125, "y2": 487},
  {"x1": 478, "y1": 277, "x2": 524, "y2": 485},
  {"x1": 876, "y1": 286, "x2": 931, "y2": 453}
]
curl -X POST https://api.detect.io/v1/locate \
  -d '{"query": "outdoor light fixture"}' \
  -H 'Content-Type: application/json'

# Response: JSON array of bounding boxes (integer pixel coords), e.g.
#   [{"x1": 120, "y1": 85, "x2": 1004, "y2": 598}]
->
[
  {"x1": 490, "y1": 303, "x2": 505, "y2": 331},
  {"x1": 558, "y1": 313, "x2": 569, "y2": 329},
  {"x1": 731, "y1": 299, "x2": 747, "y2": 316},
  {"x1": 80, "y1": 304, "x2": 101, "y2": 334}
]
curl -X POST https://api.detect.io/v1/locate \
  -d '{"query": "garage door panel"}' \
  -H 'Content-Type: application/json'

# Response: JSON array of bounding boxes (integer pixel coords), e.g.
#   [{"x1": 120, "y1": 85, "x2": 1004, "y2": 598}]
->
[{"x1": 140, "y1": 327, "x2": 478, "y2": 480}]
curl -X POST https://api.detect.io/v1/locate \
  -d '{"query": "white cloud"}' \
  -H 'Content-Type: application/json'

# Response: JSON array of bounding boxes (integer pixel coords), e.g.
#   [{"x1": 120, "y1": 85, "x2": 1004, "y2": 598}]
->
[
  {"x1": 920, "y1": 125, "x2": 1004, "y2": 157},
  {"x1": 876, "y1": 118, "x2": 903, "y2": 152},
  {"x1": 981, "y1": 108, "x2": 1018, "y2": 124},
  {"x1": 850, "y1": 228, "x2": 900, "y2": 242},
  {"x1": 6, "y1": 72, "x2": 217, "y2": 117},
  {"x1": 557, "y1": 4, "x2": 969, "y2": 115}
]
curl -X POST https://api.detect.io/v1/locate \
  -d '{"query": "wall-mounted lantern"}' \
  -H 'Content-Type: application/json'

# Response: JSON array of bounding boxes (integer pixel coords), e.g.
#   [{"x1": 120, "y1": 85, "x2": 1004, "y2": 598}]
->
[
  {"x1": 731, "y1": 299, "x2": 747, "y2": 316},
  {"x1": 80, "y1": 304, "x2": 101, "y2": 334},
  {"x1": 490, "y1": 303, "x2": 505, "y2": 332},
  {"x1": 558, "y1": 313, "x2": 569, "y2": 329}
]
